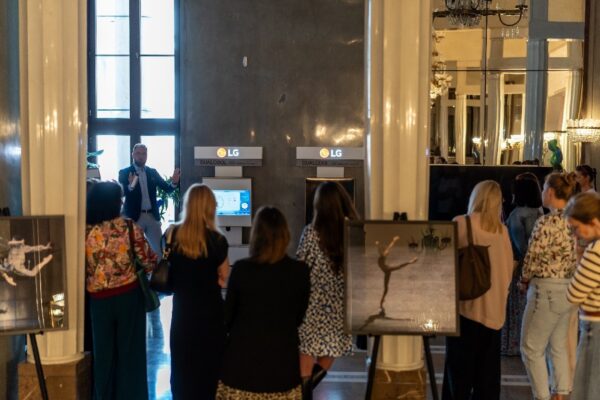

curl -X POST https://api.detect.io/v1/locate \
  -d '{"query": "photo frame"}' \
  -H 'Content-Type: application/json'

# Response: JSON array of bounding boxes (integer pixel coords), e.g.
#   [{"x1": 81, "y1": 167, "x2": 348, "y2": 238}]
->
[
  {"x1": 345, "y1": 220, "x2": 459, "y2": 336},
  {"x1": 0, "y1": 216, "x2": 67, "y2": 335}
]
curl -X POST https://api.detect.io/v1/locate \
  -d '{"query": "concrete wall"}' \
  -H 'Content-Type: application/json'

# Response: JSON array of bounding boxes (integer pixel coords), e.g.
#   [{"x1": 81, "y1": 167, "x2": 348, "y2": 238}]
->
[
  {"x1": 180, "y1": 0, "x2": 365, "y2": 247},
  {"x1": 0, "y1": 0, "x2": 25, "y2": 398}
]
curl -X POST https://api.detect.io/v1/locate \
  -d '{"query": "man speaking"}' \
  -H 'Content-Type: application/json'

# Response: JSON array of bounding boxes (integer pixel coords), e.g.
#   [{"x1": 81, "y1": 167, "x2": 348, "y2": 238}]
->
[{"x1": 119, "y1": 143, "x2": 180, "y2": 257}]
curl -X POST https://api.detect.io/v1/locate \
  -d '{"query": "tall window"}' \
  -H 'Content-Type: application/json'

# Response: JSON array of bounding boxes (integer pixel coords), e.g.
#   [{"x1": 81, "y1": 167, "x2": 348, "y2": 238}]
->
[
  {"x1": 89, "y1": 0, "x2": 179, "y2": 222},
  {"x1": 88, "y1": 0, "x2": 179, "y2": 221}
]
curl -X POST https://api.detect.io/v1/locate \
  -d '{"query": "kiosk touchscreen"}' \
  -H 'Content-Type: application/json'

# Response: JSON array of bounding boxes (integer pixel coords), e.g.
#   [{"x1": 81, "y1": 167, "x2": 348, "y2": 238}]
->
[
  {"x1": 305, "y1": 178, "x2": 355, "y2": 224},
  {"x1": 202, "y1": 178, "x2": 252, "y2": 227}
]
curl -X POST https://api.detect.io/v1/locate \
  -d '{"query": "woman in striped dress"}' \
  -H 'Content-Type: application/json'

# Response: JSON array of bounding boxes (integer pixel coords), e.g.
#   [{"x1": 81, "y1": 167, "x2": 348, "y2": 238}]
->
[{"x1": 565, "y1": 191, "x2": 600, "y2": 400}]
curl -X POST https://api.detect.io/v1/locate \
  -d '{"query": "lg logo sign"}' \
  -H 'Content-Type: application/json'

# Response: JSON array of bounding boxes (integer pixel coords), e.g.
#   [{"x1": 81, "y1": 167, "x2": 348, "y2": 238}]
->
[
  {"x1": 319, "y1": 148, "x2": 343, "y2": 159},
  {"x1": 216, "y1": 148, "x2": 240, "y2": 158}
]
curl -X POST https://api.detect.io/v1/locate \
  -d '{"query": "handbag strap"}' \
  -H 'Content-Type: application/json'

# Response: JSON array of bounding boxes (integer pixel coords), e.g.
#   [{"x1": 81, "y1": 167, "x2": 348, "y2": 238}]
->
[
  {"x1": 162, "y1": 226, "x2": 175, "y2": 260},
  {"x1": 465, "y1": 215, "x2": 475, "y2": 246},
  {"x1": 126, "y1": 219, "x2": 142, "y2": 272}
]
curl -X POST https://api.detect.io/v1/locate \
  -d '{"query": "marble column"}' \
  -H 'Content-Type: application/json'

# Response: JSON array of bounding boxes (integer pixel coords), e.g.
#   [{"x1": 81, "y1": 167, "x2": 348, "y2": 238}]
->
[
  {"x1": 485, "y1": 72, "x2": 504, "y2": 165},
  {"x1": 366, "y1": 0, "x2": 430, "y2": 388},
  {"x1": 524, "y1": 38, "x2": 548, "y2": 161},
  {"x1": 454, "y1": 94, "x2": 467, "y2": 164},
  {"x1": 19, "y1": 0, "x2": 87, "y2": 364},
  {"x1": 439, "y1": 94, "x2": 449, "y2": 159}
]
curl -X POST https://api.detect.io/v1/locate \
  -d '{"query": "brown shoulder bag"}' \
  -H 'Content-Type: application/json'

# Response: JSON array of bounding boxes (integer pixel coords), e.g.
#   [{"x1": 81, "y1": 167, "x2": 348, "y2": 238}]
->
[{"x1": 457, "y1": 215, "x2": 491, "y2": 300}]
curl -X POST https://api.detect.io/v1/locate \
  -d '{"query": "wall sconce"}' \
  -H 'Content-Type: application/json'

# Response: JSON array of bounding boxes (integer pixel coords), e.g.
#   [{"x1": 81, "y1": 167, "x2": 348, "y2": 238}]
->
[
  {"x1": 508, "y1": 134, "x2": 524, "y2": 145},
  {"x1": 566, "y1": 119, "x2": 600, "y2": 143}
]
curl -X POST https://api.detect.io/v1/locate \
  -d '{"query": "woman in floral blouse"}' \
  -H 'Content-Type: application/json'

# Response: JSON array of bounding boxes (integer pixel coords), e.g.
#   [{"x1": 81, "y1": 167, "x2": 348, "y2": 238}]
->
[
  {"x1": 85, "y1": 181, "x2": 157, "y2": 400},
  {"x1": 519, "y1": 172, "x2": 578, "y2": 400}
]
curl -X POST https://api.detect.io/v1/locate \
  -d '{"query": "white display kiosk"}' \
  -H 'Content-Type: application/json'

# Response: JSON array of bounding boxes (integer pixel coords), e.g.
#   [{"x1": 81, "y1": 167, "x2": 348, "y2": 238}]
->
[{"x1": 194, "y1": 146, "x2": 263, "y2": 263}]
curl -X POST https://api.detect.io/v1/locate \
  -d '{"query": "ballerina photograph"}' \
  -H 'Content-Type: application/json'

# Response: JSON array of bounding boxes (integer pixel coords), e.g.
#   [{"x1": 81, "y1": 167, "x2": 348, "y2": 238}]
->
[
  {"x1": 0, "y1": 216, "x2": 66, "y2": 333},
  {"x1": 345, "y1": 220, "x2": 458, "y2": 335}
]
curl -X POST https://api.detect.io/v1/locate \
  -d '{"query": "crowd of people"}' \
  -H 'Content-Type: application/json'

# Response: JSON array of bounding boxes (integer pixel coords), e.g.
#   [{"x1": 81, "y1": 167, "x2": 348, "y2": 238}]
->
[
  {"x1": 84, "y1": 143, "x2": 600, "y2": 400},
  {"x1": 443, "y1": 165, "x2": 600, "y2": 400},
  {"x1": 85, "y1": 146, "x2": 357, "y2": 400}
]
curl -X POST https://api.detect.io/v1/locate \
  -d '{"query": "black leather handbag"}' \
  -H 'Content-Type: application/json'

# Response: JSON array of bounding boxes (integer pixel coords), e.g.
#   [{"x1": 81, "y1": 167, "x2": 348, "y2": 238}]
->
[
  {"x1": 457, "y1": 215, "x2": 492, "y2": 300},
  {"x1": 150, "y1": 227, "x2": 175, "y2": 294}
]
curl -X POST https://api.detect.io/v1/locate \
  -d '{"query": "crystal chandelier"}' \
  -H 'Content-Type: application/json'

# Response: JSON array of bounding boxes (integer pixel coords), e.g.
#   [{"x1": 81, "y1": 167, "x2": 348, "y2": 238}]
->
[
  {"x1": 435, "y1": 0, "x2": 528, "y2": 28},
  {"x1": 445, "y1": 0, "x2": 483, "y2": 27},
  {"x1": 566, "y1": 119, "x2": 600, "y2": 143}
]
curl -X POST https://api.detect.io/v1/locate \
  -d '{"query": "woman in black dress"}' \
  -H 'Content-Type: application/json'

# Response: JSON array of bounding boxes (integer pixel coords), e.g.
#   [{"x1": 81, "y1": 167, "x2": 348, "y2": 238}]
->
[
  {"x1": 218, "y1": 206, "x2": 310, "y2": 399},
  {"x1": 167, "y1": 184, "x2": 229, "y2": 399}
]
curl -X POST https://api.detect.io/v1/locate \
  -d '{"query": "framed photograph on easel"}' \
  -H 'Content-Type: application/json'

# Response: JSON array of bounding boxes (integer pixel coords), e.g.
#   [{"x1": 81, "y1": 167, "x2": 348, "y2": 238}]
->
[
  {"x1": 0, "y1": 216, "x2": 67, "y2": 335},
  {"x1": 344, "y1": 220, "x2": 459, "y2": 336}
]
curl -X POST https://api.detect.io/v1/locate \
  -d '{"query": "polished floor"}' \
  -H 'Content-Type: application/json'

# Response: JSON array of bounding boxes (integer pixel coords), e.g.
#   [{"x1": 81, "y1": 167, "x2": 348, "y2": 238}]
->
[{"x1": 147, "y1": 297, "x2": 534, "y2": 400}]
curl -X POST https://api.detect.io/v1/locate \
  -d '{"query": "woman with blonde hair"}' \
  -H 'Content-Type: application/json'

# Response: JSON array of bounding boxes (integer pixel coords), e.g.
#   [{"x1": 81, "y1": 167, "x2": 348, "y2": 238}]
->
[
  {"x1": 565, "y1": 192, "x2": 600, "y2": 400},
  {"x1": 442, "y1": 180, "x2": 514, "y2": 400},
  {"x1": 167, "y1": 184, "x2": 230, "y2": 399},
  {"x1": 217, "y1": 206, "x2": 310, "y2": 399},
  {"x1": 519, "y1": 173, "x2": 578, "y2": 400}
]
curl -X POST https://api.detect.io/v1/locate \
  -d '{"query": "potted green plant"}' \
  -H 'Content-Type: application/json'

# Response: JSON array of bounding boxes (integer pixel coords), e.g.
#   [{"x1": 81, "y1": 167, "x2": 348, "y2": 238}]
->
[{"x1": 86, "y1": 150, "x2": 104, "y2": 179}]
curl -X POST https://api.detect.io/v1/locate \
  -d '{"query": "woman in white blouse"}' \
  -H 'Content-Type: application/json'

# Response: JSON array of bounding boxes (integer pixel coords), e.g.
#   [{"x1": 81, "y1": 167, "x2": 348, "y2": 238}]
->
[{"x1": 519, "y1": 172, "x2": 578, "y2": 400}]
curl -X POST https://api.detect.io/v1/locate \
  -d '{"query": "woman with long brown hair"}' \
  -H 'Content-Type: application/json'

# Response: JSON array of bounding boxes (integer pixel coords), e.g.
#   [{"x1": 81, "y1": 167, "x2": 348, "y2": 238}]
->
[
  {"x1": 297, "y1": 182, "x2": 358, "y2": 399},
  {"x1": 167, "y1": 184, "x2": 230, "y2": 399},
  {"x1": 217, "y1": 206, "x2": 310, "y2": 399}
]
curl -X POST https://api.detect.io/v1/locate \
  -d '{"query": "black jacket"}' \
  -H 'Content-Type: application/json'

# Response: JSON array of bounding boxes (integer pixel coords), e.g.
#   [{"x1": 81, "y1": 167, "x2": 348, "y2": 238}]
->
[
  {"x1": 118, "y1": 164, "x2": 175, "y2": 221},
  {"x1": 221, "y1": 256, "x2": 310, "y2": 393}
]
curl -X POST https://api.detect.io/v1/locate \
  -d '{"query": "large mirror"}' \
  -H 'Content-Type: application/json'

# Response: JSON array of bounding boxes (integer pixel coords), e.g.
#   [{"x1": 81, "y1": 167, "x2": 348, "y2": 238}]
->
[{"x1": 429, "y1": 0, "x2": 585, "y2": 168}]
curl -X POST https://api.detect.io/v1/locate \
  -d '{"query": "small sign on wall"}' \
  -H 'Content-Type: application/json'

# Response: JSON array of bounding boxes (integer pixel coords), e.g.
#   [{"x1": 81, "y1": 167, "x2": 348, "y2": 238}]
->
[
  {"x1": 194, "y1": 146, "x2": 263, "y2": 166},
  {"x1": 296, "y1": 147, "x2": 364, "y2": 167}
]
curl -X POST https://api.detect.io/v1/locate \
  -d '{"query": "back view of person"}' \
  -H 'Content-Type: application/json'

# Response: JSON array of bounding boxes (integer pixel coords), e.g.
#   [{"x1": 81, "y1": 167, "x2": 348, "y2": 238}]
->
[
  {"x1": 218, "y1": 206, "x2": 310, "y2": 399},
  {"x1": 85, "y1": 181, "x2": 157, "y2": 400},
  {"x1": 502, "y1": 175, "x2": 543, "y2": 355},
  {"x1": 442, "y1": 180, "x2": 514, "y2": 400},
  {"x1": 167, "y1": 184, "x2": 230, "y2": 400},
  {"x1": 519, "y1": 172, "x2": 578, "y2": 400},
  {"x1": 297, "y1": 181, "x2": 359, "y2": 400}
]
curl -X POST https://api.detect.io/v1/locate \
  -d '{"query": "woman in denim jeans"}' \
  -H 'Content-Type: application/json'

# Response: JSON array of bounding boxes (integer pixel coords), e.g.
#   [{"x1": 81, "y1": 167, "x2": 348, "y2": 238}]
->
[
  {"x1": 519, "y1": 173, "x2": 578, "y2": 400},
  {"x1": 565, "y1": 192, "x2": 600, "y2": 400}
]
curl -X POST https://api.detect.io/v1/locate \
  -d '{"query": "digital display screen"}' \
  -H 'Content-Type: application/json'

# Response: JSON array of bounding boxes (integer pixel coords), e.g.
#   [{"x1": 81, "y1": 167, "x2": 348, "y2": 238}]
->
[{"x1": 214, "y1": 190, "x2": 251, "y2": 216}]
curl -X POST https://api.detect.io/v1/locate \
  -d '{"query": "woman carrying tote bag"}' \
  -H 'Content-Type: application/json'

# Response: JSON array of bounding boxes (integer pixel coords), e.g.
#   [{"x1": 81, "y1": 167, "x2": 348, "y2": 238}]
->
[{"x1": 442, "y1": 180, "x2": 514, "y2": 400}]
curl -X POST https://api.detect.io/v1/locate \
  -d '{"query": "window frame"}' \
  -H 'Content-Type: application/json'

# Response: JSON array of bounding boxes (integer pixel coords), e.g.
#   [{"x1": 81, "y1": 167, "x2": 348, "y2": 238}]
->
[{"x1": 87, "y1": 0, "x2": 180, "y2": 165}]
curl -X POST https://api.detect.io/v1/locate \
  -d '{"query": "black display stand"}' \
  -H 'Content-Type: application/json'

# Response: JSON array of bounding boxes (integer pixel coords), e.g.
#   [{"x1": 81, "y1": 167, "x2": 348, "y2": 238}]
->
[
  {"x1": 423, "y1": 336, "x2": 439, "y2": 400},
  {"x1": 364, "y1": 335, "x2": 439, "y2": 400},
  {"x1": 29, "y1": 332, "x2": 49, "y2": 400}
]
